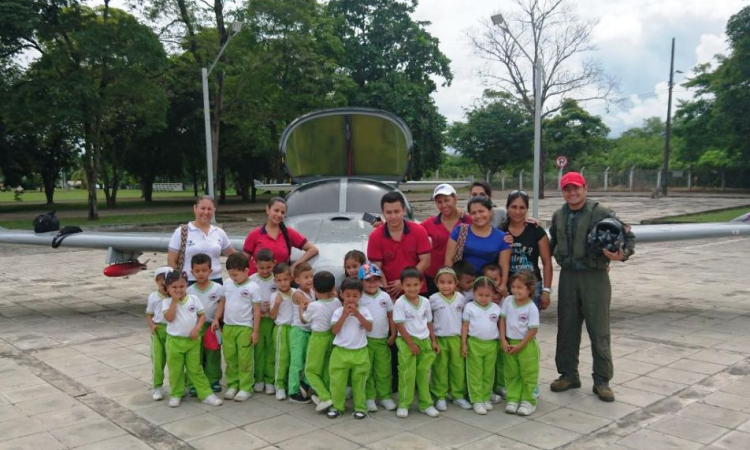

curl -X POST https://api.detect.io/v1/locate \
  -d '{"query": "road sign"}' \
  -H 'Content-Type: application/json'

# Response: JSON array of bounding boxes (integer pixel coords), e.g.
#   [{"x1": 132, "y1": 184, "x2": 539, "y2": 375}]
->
[{"x1": 556, "y1": 155, "x2": 569, "y2": 169}]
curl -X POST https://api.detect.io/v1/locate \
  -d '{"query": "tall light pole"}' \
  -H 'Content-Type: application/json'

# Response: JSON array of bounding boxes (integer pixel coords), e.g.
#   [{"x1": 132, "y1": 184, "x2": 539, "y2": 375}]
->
[
  {"x1": 661, "y1": 37, "x2": 676, "y2": 197},
  {"x1": 203, "y1": 21, "x2": 243, "y2": 201},
  {"x1": 491, "y1": 14, "x2": 543, "y2": 219}
]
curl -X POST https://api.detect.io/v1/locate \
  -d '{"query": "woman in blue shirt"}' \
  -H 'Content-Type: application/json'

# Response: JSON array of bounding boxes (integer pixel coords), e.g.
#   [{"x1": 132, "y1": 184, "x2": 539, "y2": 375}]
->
[{"x1": 444, "y1": 196, "x2": 511, "y2": 297}]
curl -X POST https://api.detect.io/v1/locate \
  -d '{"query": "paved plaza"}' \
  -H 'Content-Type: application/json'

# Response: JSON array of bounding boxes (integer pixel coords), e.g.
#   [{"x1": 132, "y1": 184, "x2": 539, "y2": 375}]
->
[{"x1": 1, "y1": 195, "x2": 750, "y2": 449}]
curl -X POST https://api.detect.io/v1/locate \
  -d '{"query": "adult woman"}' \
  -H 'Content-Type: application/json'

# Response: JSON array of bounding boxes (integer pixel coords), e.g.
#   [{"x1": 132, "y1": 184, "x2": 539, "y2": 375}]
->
[
  {"x1": 444, "y1": 196, "x2": 511, "y2": 296},
  {"x1": 243, "y1": 197, "x2": 318, "y2": 275},
  {"x1": 167, "y1": 195, "x2": 236, "y2": 284},
  {"x1": 469, "y1": 181, "x2": 507, "y2": 229},
  {"x1": 501, "y1": 190, "x2": 553, "y2": 310},
  {"x1": 421, "y1": 184, "x2": 471, "y2": 295}
]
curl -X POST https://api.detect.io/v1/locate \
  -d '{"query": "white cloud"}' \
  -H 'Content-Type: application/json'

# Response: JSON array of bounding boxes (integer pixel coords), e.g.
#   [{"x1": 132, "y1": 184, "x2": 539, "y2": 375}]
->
[
  {"x1": 594, "y1": 14, "x2": 643, "y2": 46},
  {"x1": 695, "y1": 33, "x2": 728, "y2": 65}
]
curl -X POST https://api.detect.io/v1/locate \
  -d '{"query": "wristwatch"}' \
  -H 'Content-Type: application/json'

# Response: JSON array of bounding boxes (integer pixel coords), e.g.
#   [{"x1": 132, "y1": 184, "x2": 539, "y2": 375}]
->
[{"x1": 541, "y1": 287, "x2": 552, "y2": 295}]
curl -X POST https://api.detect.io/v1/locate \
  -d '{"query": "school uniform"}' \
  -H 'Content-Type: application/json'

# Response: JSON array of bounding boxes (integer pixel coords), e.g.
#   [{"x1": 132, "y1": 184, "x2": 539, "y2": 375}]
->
[
  {"x1": 360, "y1": 289, "x2": 394, "y2": 402},
  {"x1": 164, "y1": 295, "x2": 213, "y2": 400},
  {"x1": 222, "y1": 278, "x2": 262, "y2": 393},
  {"x1": 462, "y1": 301, "x2": 501, "y2": 404},
  {"x1": 250, "y1": 273, "x2": 278, "y2": 386},
  {"x1": 392, "y1": 295, "x2": 436, "y2": 411},
  {"x1": 429, "y1": 292, "x2": 467, "y2": 402},
  {"x1": 329, "y1": 306, "x2": 373, "y2": 413},
  {"x1": 303, "y1": 298, "x2": 342, "y2": 403},
  {"x1": 288, "y1": 288, "x2": 314, "y2": 396},
  {"x1": 187, "y1": 281, "x2": 224, "y2": 386},
  {"x1": 272, "y1": 289, "x2": 295, "y2": 390},
  {"x1": 146, "y1": 291, "x2": 168, "y2": 390},
  {"x1": 501, "y1": 296, "x2": 541, "y2": 405}
]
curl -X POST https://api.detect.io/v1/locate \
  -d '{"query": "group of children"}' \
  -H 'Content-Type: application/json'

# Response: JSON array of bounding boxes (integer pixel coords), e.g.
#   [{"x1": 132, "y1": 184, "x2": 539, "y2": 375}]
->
[{"x1": 146, "y1": 249, "x2": 541, "y2": 418}]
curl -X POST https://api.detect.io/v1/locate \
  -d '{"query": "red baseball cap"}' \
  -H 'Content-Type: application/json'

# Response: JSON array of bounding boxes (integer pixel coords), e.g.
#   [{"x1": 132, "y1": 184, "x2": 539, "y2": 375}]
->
[{"x1": 560, "y1": 172, "x2": 586, "y2": 188}]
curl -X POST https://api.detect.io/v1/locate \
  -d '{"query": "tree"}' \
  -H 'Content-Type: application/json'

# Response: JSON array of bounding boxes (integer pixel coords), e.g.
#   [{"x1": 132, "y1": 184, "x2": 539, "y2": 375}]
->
[
  {"x1": 605, "y1": 118, "x2": 665, "y2": 170},
  {"x1": 468, "y1": 0, "x2": 619, "y2": 197},
  {"x1": 543, "y1": 98, "x2": 609, "y2": 168}
]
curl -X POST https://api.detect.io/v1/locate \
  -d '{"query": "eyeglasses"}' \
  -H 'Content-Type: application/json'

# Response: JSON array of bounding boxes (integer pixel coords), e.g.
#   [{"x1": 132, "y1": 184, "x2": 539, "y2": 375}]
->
[{"x1": 509, "y1": 190, "x2": 528, "y2": 198}]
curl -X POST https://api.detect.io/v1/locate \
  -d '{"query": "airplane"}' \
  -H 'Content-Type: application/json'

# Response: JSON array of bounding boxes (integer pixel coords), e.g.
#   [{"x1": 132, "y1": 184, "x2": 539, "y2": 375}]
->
[{"x1": 1, "y1": 107, "x2": 749, "y2": 282}]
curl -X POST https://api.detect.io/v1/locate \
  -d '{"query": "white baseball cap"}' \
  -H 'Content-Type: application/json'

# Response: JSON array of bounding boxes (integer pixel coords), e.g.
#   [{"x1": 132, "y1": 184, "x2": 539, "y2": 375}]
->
[
  {"x1": 432, "y1": 183, "x2": 456, "y2": 199},
  {"x1": 154, "y1": 266, "x2": 173, "y2": 279}
]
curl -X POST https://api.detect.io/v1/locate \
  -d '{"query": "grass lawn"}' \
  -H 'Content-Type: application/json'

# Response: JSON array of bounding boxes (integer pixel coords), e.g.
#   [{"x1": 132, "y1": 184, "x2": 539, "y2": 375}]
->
[
  {"x1": 0, "y1": 213, "x2": 193, "y2": 229},
  {"x1": 0, "y1": 189, "x2": 195, "y2": 204},
  {"x1": 663, "y1": 206, "x2": 750, "y2": 223}
]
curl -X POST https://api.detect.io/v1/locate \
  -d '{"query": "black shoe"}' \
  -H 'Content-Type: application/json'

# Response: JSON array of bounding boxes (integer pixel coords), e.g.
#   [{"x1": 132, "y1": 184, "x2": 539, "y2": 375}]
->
[
  {"x1": 353, "y1": 411, "x2": 367, "y2": 420},
  {"x1": 188, "y1": 387, "x2": 197, "y2": 397},
  {"x1": 327, "y1": 409, "x2": 341, "y2": 419},
  {"x1": 550, "y1": 376, "x2": 581, "y2": 392},
  {"x1": 210, "y1": 382, "x2": 222, "y2": 393},
  {"x1": 593, "y1": 384, "x2": 615, "y2": 402},
  {"x1": 289, "y1": 393, "x2": 312, "y2": 404}
]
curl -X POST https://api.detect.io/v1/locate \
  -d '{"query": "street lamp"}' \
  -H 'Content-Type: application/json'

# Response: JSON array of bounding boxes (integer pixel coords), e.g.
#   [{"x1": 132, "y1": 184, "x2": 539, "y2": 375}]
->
[
  {"x1": 491, "y1": 13, "x2": 543, "y2": 219},
  {"x1": 202, "y1": 21, "x2": 243, "y2": 202}
]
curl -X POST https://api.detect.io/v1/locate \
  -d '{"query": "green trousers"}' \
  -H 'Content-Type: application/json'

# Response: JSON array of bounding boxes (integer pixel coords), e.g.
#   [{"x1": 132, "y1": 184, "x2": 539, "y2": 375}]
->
[
  {"x1": 274, "y1": 324, "x2": 291, "y2": 390},
  {"x1": 166, "y1": 335, "x2": 212, "y2": 400},
  {"x1": 431, "y1": 335, "x2": 466, "y2": 401},
  {"x1": 556, "y1": 268, "x2": 613, "y2": 384},
  {"x1": 288, "y1": 326, "x2": 311, "y2": 395},
  {"x1": 466, "y1": 337, "x2": 498, "y2": 403},
  {"x1": 504, "y1": 338, "x2": 540, "y2": 405},
  {"x1": 305, "y1": 330, "x2": 334, "y2": 402},
  {"x1": 494, "y1": 346, "x2": 505, "y2": 392},
  {"x1": 223, "y1": 324, "x2": 254, "y2": 392},
  {"x1": 151, "y1": 324, "x2": 167, "y2": 388},
  {"x1": 396, "y1": 337, "x2": 436, "y2": 410},
  {"x1": 330, "y1": 346, "x2": 370, "y2": 413},
  {"x1": 254, "y1": 318, "x2": 276, "y2": 385},
  {"x1": 188, "y1": 323, "x2": 222, "y2": 389},
  {"x1": 366, "y1": 338, "x2": 393, "y2": 401}
]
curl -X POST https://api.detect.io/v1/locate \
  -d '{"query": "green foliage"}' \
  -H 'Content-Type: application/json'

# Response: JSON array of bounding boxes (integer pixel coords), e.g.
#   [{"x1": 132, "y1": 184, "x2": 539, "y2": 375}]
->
[
  {"x1": 605, "y1": 117, "x2": 665, "y2": 170},
  {"x1": 543, "y1": 98, "x2": 610, "y2": 169}
]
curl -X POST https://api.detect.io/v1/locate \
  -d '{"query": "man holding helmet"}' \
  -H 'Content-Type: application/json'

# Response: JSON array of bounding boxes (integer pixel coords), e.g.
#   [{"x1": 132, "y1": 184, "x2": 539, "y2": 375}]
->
[{"x1": 549, "y1": 172, "x2": 635, "y2": 402}]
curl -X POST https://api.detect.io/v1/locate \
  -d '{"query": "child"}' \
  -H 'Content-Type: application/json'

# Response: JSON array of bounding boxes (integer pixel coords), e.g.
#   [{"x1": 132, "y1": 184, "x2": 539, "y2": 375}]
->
[
  {"x1": 344, "y1": 250, "x2": 366, "y2": 278},
  {"x1": 461, "y1": 277, "x2": 501, "y2": 415},
  {"x1": 221, "y1": 253, "x2": 262, "y2": 402},
  {"x1": 162, "y1": 271, "x2": 223, "y2": 407},
  {"x1": 392, "y1": 267, "x2": 440, "y2": 418},
  {"x1": 481, "y1": 264, "x2": 503, "y2": 304},
  {"x1": 501, "y1": 270, "x2": 541, "y2": 416},
  {"x1": 288, "y1": 262, "x2": 315, "y2": 403},
  {"x1": 187, "y1": 253, "x2": 225, "y2": 394},
  {"x1": 146, "y1": 266, "x2": 172, "y2": 401},
  {"x1": 482, "y1": 262, "x2": 507, "y2": 402},
  {"x1": 302, "y1": 271, "x2": 340, "y2": 412},
  {"x1": 270, "y1": 263, "x2": 295, "y2": 400},
  {"x1": 327, "y1": 277, "x2": 373, "y2": 419},
  {"x1": 453, "y1": 259, "x2": 477, "y2": 302},
  {"x1": 428, "y1": 267, "x2": 471, "y2": 411},
  {"x1": 251, "y1": 249, "x2": 278, "y2": 395},
  {"x1": 358, "y1": 263, "x2": 397, "y2": 412}
]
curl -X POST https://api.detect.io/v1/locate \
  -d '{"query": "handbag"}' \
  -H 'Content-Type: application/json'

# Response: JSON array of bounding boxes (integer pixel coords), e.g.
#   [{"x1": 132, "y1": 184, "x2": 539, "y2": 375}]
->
[{"x1": 453, "y1": 224, "x2": 470, "y2": 263}]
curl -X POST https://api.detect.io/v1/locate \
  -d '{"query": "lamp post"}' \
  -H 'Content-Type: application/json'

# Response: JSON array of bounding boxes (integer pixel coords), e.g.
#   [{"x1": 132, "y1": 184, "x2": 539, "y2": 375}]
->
[
  {"x1": 203, "y1": 21, "x2": 243, "y2": 201},
  {"x1": 491, "y1": 13, "x2": 543, "y2": 219}
]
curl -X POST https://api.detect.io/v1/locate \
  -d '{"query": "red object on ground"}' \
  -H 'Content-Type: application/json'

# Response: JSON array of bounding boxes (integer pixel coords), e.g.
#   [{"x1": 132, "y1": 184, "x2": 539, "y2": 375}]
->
[{"x1": 103, "y1": 261, "x2": 146, "y2": 277}]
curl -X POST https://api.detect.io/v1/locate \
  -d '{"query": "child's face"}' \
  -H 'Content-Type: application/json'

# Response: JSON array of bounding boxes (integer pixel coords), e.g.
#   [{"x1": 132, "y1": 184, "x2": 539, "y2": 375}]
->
[
  {"x1": 363, "y1": 277, "x2": 381, "y2": 295},
  {"x1": 228, "y1": 267, "x2": 250, "y2": 284},
  {"x1": 436, "y1": 274, "x2": 457, "y2": 297},
  {"x1": 511, "y1": 278, "x2": 532, "y2": 301},
  {"x1": 256, "y1": 260, "x2": 275, "y2": 278},
  {"x1": 341, "y1": 288, "x2": 362, "y2": 307},
  {"x1": 345, "y1": 258, "x2": 362, "y2": 278},
  {"x1": 274, "y1": 272, "x2": 292, "y2": 292},
  {"x1": 483, "y1": 269, "x2": 502, "y2": 287},
  {"x1": 402, "y1": 276, "x2": 422, "y2": 299},
  {"x1": 295, "y1": 270, "x2": 314, "y2": 290},
  {"x1": 191, "y1": 263, "x2": 212, "y2": 283},
  {"x1": 457, "y1": 274, "x2": 476, "y2": 291},
  {"x1": 167, "y1": 278, "x2": 187, "y2": 299},
  {"x1": 474, "y1": 285, "x2": 494, "y2": 306},
  {"x1": 155, "y1": 276, "x2": 167, "y2": 295}
]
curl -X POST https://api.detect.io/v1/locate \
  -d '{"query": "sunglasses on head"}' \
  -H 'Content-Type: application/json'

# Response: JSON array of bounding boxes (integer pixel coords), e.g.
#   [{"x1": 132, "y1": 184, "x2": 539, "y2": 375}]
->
[{"x1": 509, "y1": 190, "x2": 528, "y2": 198}]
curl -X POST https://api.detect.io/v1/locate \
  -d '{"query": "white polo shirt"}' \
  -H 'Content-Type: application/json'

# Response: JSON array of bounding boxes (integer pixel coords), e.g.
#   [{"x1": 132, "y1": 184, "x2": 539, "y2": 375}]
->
[
  {"x1": 164, "y1": 295, "x2": 204, "y2": 337},
  {"x1": 187, "y1": 281, "x2": 224, "y2": 322},
  {"x1": 168, "y1": 222, "x2": 233, "y2": 281},
  {"x1": 393, "y1": 295, "x2": 432, "y2": 340},
  {"x1": 331, "y1": 307, "x2": 373, "y2": 349},
  {"x1": 223, "y1": 278, "x2": 262, "y2": 327},
  {"x1": 303, "y1": 298, "x2": 342, "y2": 332},
  {"x1": 359, "y1": 289, "x2": 393, "y2": 339},
  {"x1": 271, "y1": 289, "x2": 295, "y2": 326},
  {"x1": 250, "y1": 273, "x2": 277, "y2": 318},
  {"x1": 429, "y1": 292, "x2": 466, "y2": 337},
  {"x1": 463, "y1": 290, "x2": 475, "y2": 303},
  {"x1": 499, "y1": 296, "x2": 540, "y2": 340},
  {"x1": 146, "y1": 291, "x2": 168, "y2": 324},
  {"x1": 462, "y1": 301, "x2": 501, "y2": 341},
  {"x1": 292, "y1": 288, "x2": 314, "y2": 331}
]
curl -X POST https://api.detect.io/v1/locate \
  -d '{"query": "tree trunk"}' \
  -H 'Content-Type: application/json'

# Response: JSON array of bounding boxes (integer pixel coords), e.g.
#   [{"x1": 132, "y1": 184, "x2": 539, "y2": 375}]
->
[
  {"x1": 721, "y1": 169, "x2": 726, "y2": 192},
  {"x1": 110, "y1": 168, "x2": 120, "y2": 208},
  {"x1": 83, "y1": 123, "x2": 99, "y2": 221},
  {"x1": 142, "y1": 177, "x2": 154, "y2": 202},
  {"x1": 41, "y1": 171, "x2": 56, "y2": 205},
  {"x1": 219, "y1": 166, "x2": 226, "y2": 204},
  {"x1": 191, "y1": 168, "x2": 198, "y2": 197}
]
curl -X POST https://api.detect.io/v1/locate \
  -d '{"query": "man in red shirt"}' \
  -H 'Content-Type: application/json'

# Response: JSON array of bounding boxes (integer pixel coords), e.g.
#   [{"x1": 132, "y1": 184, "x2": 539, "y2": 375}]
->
[{"x1": 367, "y1": 192, "x2": 431, "y2": 297}]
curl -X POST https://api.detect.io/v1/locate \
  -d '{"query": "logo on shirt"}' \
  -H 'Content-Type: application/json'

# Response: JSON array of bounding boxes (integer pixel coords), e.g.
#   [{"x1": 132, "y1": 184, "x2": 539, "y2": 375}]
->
[
  {"x1": 379, "y1": 300, "x2": 388, "y2": 309},
  {"x1": 456, "y1": 304, "x2": 463, "y2": 313},
  {"x1": 489, "y1": 313, "x2": 498, "y2": 322},
  {"x1": 209, "y1": 294, "x2": 218, "y2": 302},
  {"x1": 383, "y1": 251, "x2": 396, "y2": 261},
  {"x1": 270, "y1": 286, "x2": 278, "y2": 293},
  {"x1": 188, "y1": 304, "x2": 196, "y2": 313},
  {"x1": 187, "y1": 239, "x2": 195, "y2": 247},
  {"x1": 241, "y1": 289, "x2": 251, "y2": 299},
  {"x1": 517, "y1": 313, "x2": 528, "y2": 325},
  {"x1": 404, "y1": 311, "x2": 415, "y2": 321}
]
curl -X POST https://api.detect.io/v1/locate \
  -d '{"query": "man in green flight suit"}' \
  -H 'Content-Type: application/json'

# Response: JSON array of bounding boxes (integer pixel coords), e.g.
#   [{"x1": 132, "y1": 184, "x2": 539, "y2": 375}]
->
[{"x1": 549, "y1": 172, "x2": 635, "y2": 402}]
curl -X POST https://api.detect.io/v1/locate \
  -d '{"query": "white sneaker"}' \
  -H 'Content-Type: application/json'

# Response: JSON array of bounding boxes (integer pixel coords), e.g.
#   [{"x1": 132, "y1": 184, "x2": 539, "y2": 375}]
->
[
  {"x1": 152, "y1": 388, "x2": 164, "y2": 401},
  {"x1": 484, "y1": 401, "x2": 494, "y2": 411},
  {"x1": 380, "y1": 398, "x2": 397, "y2": 411},
  {"x1": 366, "y1": 399, "x2": 378, "y2": 412},
  {"x1": 168, "y1": 397, "x2": 181, "y2": 407},
  {"x1": 345, "y1": 386, "x2": 353, "y2": 399},
  {"x1": 224, "y1": 388, "x2": 238, "y2": 400},
  {"x1": 202, "y1": 394, "x2": 223, "y2": 406},
  {"x1": 315, "y1": 399, "x2": 333, "y2": 413},
  {"x1": 473, "y1": 403, "x2": 487, "y2": 415},
  {"x1": 253, "y1": 382, "x2": 265, "y2": 393},
  {"x1": 233, "y1": 390, "x2": 251, "y2": 402},
  {"x1": 490, "y1": 393, "x2": 503, "y2": 404},
  {"x1": 311, "y1": 394, "x2": 321, "y2": 405},
  {"x1": 435, "y1": 399, "x2": 448, "y2": 411},
  {"x1": 275, "y1": 388, "x2": 287, "y2": 401},
  {"x1": 421, "y1": 406, "x2": 440, "y2": 418},
  {"x1": 396, "y1": 408, "x2": 409, "y2": 418},
  {"x1": 265, "y1": 384, "x2": 276, "y2": 395},
  {"x1": 505, "y1": 402, "x2": 519, "y2": 414},
  {"x1": 516, "y1": 401, "x2": 536, "y2": 416},
  {"x1": 452, "y1": 398, "x2": 472, "y2": 410}
]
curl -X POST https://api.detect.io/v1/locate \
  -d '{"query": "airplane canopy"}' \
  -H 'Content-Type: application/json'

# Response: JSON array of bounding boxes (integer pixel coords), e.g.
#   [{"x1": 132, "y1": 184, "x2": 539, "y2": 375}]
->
[
  {"x1": 280, "y1": 108, "x2": 413, "y2": 183},
  {"x1": 285, "y1": 178, "x2": 412, "y2": 218}
]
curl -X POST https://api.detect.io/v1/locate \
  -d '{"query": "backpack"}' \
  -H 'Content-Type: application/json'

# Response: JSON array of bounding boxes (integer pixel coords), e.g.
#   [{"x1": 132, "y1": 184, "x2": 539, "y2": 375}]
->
[{"x1": 33, "y1": 211, "x2": 60, "y2": 233}]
